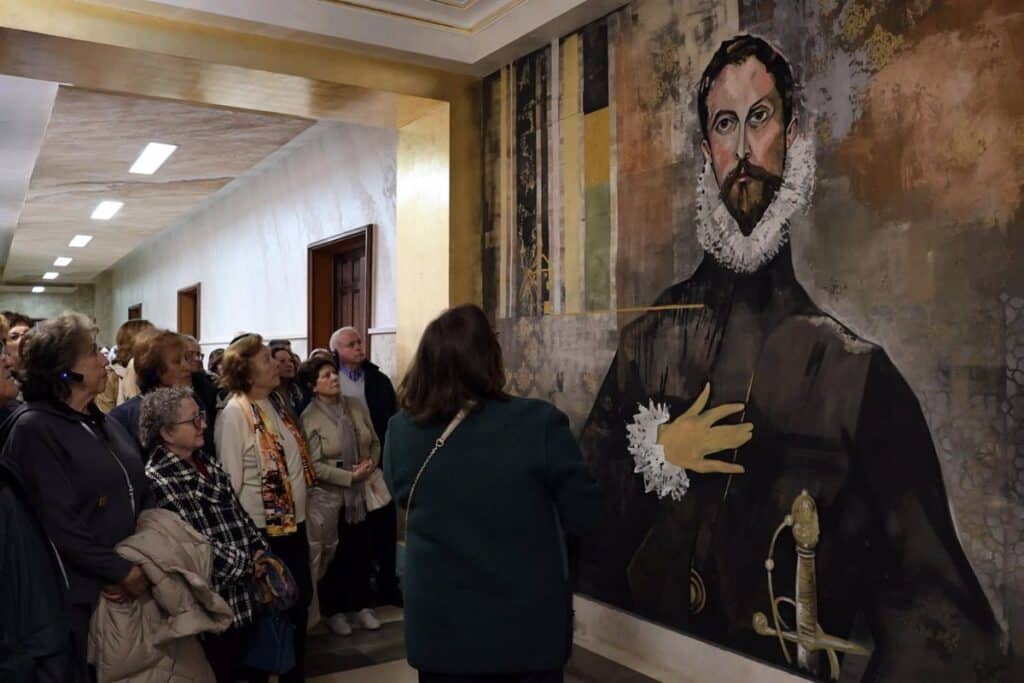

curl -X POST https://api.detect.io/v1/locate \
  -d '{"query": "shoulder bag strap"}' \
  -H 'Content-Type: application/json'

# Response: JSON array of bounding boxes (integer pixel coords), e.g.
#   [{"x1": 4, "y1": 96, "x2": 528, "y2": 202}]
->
[{"x1": 403, "y1": 406, "x2": 471, "y2": 532}]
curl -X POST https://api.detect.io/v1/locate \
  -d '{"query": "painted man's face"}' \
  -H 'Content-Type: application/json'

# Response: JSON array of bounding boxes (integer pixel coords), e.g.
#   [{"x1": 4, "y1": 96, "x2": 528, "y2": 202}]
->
[{"x1": 702, "y1": 56, "x2": 796, "y2": 235}]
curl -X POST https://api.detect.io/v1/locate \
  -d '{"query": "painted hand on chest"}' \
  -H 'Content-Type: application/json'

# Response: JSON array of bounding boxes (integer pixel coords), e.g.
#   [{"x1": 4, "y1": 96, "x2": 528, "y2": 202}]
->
[{"x1": 656, "y1": 383, "x2": 753, "y2": 474}]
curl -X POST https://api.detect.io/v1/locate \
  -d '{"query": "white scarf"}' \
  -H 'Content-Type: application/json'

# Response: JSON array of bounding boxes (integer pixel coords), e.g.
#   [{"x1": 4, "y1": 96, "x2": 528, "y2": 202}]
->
[{"x1": 695, "y1": 133, "x2": 816, "y2": 274}]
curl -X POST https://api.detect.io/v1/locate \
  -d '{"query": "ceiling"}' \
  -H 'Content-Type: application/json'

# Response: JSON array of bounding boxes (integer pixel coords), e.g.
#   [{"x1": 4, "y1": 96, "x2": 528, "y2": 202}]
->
[
  {"x1": 2, "y1": 86, "x2": 312, "y2": 285},
  {"x1": 87, "y1": 0, "x2": 630, "y2": 74}
]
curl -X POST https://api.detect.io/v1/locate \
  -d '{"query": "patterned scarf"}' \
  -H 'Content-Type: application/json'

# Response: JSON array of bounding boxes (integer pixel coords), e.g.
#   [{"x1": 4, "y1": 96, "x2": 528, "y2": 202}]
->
[
  {"x1": 234, "y1": 394, "x2": 317, "y2": 537},
  {"x1": 312, "y1": 397, "x2": 367, "y2": 524}
]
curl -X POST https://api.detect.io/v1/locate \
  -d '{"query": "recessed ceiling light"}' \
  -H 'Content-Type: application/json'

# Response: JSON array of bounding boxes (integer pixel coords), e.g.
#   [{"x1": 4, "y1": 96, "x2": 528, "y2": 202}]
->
[
  {"x1": 42, "y1": 272, "x2": 59, "y2": 280},
  {"x1": 91, "y1": 200, "x2": 123, "y2": 220},
  {"x1": 129, "y1": 142, "x2": 178, "y2": 175},
  {"x1": 32, "y1": 286, "x2": 45, "y2": 293},
  {"x1": 69, "y1": 235, "x2": 93, "y2": 248},
  {"x1": 54, "y1": 256, "x2": 73, "y2": 267}
]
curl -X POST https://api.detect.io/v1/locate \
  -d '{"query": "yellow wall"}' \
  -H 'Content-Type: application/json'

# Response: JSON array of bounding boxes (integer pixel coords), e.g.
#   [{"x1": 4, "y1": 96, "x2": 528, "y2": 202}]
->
[{"x1": 397, "y1": 105, "x2": 452, "y2": 373}]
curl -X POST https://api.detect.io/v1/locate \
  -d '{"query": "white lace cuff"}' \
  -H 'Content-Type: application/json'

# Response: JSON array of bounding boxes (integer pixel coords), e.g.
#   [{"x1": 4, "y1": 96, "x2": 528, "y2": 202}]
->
[{"x1": 627, "y1": 400, "x2": 691, "y2": 501}]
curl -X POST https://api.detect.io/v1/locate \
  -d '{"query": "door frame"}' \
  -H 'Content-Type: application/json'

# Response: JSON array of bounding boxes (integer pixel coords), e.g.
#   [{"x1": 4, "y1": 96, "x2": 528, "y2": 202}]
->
[
  {"x1": 307, "y1": 225, "x2": 373, "y2": 354},
  {"x1": 176, "y1": 283, "x2": 201, "y2": 339}
]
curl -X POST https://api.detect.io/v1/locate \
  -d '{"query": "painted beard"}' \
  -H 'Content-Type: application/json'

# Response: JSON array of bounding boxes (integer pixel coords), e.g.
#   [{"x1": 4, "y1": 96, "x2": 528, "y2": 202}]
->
[
  {"x1": 719, "y1": 158, "x2": 784, "y2": 236},
  {"x1": 695, "y1": 133, "x2": 816, "y2": 274}
]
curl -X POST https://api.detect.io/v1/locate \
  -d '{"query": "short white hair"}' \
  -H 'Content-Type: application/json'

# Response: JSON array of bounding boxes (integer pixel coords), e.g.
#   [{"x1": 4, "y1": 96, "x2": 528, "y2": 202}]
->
[{"x1": 328, "y1": 326, "x2": 360, "y2": 352}]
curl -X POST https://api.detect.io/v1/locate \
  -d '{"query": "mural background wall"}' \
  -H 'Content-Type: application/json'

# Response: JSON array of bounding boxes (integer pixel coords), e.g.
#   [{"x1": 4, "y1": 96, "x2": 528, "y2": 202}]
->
[{"x1": 482, "y1": 0, "x2": 1024, "y2": 672}]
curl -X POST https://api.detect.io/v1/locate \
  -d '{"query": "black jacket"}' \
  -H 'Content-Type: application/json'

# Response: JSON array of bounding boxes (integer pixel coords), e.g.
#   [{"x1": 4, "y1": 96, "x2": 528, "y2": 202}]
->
[
  {"x1": 0, "y1": 460, "x2": 83, "y2": 683},
  {"x1": 0, "y1": 401, "x2": 149, "y2": 608},
  {"x1": 363, "y1": 361, "x2": 397, "y2": 448}
]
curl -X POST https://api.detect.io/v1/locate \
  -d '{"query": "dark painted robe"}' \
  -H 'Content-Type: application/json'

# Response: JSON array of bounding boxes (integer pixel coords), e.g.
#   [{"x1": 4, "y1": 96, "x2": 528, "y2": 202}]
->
[{"x1": 578, "y1": 249, "x2": 1007, "y2": 681}]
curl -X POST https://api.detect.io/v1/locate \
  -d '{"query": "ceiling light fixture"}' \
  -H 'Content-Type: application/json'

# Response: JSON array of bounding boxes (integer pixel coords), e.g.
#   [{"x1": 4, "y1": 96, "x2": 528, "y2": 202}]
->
[
  {"x1": 54, "y1": 256, "x2": 73, "y2": 267},
  {"x1": 91, "y1": 200, "x2": 123, "y2": 220},
  {"x1": 69, "y1": 235, "x2": 93, "y2": 248},
  {"x1": 32, "y1": 286, "x2": 45, "y2": 293},
  {"x1": 42, "y1": 272, "x2": 59, "y2": 280},
  {"x1": 129, "y1": 142, "x2": 178, "y2": 175}
]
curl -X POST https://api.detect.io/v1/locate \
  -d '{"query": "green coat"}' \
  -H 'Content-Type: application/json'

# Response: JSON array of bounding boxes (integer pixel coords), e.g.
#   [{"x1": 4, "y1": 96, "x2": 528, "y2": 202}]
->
[{"x1": 384, "y1": 397, "x2": 602, "y2": 674}]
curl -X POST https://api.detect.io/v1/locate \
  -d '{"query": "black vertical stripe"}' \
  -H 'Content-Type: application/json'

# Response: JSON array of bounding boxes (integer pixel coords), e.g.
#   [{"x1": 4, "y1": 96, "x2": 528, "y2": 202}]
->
[
  {"x1": 515, "y1": 50, "x2": 538, "y2": 315},
  {"x1": 582, "y1": 19, "x2": 609, "y2": 114},
  {"x1": 481, "y1": 70, "x2": 502, "y2": 318}
]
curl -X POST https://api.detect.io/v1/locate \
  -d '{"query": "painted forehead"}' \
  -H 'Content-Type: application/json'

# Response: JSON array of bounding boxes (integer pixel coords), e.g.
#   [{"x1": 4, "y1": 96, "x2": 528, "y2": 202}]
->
[{"x1": 707, "y1": 57, "x2": 781, "y2": 117}]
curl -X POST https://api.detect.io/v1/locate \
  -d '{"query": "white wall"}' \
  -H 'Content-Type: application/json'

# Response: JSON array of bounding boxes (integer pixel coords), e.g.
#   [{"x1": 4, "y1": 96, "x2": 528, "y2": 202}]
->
[
  {"x1": 0, "y1": 285, "x2": 95, "y2": 321},
  {"x1": 94, "y1": 121, "x2": 397, "y2": 366}
]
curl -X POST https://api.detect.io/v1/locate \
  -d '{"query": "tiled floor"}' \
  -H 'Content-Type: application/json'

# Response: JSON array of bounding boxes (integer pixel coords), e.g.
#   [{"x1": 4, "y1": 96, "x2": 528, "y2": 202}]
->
[{"x1": 303, "y1": 607, "x2": 657, "y2": 682}]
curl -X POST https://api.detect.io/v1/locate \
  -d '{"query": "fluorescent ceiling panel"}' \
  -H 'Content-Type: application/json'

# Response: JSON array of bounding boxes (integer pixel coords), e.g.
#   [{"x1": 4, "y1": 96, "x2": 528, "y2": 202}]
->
[
  {"x1": 42, "y1": 271, "x2": 59, "y2": 280},
  {"x1": 68, "y1": 235, "x2": 93, "y2": 248},
  {"x1": 32, "y1": 286, "x2": 45, "y2": 293},
  {"x1": 90, "y1": 200, "x2": 123, "y2": 220},
  {"x1": 129, "y1": 142, "x2": 177, "y2": 175},
  {"x1": 53, "y1": 256, "x2": 72, "y2": 267}
]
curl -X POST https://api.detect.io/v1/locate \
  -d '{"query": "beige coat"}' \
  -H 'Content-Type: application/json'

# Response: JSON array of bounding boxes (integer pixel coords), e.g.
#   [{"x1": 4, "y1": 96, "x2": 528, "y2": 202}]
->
[
  {"x1": 88, "y1": 509, "x2": 234, "y2": 683},
  {"x1": 300, "y1": 396, "x2": 380, "y2": 590}
]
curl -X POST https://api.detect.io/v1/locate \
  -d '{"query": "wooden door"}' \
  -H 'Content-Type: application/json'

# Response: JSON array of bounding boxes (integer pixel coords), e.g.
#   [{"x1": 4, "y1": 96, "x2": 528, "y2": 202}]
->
[
  {"x1": 333, "y1": 247, "x2": 366, "y2": 337},
  {"x1": 308, "y1": 226, "x2": 373, "y2": 352},
  {"x1": 177, "y1": 284, "x2": 200, "y2": 339},
  {"x1": 128, "y1": 304, "x2": 142, "y2": 320}
]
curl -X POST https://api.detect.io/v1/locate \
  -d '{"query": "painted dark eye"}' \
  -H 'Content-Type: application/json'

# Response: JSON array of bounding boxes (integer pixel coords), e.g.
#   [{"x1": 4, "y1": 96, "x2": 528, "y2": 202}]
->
[
  {"x1": 749, "y1": 107, "x2": 772, "y2": 126},
  {"x1": 714, "y1": 116, "x2": 737, "y2": 134}
]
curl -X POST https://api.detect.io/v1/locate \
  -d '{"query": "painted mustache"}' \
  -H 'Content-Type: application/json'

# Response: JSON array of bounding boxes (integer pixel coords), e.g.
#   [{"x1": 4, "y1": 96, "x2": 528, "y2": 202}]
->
[{"x1": 719, "y1": 158, "x2": 784, "y2": 204}]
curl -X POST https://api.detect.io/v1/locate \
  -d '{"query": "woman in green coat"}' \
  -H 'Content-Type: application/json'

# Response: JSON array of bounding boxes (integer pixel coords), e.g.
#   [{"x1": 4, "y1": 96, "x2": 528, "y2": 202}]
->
[{"x1": 384, "y1": 304, "x2": 602, "y2": 683}]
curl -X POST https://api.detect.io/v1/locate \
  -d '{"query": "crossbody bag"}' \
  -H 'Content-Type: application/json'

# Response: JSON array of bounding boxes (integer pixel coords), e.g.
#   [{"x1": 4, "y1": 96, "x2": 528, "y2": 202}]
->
[{"x1": 403, "y1": 406, "x2": 471, "y2": 531}]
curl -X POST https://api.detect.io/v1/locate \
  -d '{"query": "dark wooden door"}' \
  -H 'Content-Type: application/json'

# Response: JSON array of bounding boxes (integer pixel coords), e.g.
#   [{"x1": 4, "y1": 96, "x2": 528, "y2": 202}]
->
[
  {"x1": 128, "y1": 304, "x2": 142, "y2": 320},
  {"x1": 333, "y1": 247, "x2": 366, "y2": 336},
  {"x1": 308, "y1": 226, "x2": 373, "y2": 352}
]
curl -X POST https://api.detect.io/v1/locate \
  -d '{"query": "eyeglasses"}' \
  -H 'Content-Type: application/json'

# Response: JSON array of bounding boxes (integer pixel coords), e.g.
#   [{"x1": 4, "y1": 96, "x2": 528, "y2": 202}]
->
[{"x1": 173, "y1": 410, "x2": 207, "y2": 430}]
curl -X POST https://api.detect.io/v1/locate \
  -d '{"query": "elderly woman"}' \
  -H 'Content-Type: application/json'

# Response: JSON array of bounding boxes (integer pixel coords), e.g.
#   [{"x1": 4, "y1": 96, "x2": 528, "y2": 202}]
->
[
  {"x1": 271, "y1": 345, "x2": 306, "y2": 419},
  {"x1": 298, "y1": 356, "x2": 377, "y2": 636},
  {"x1": 95, "y1": 319, "x2": 153, "y2": 413},
  {"x1": 109, "y1": 329, "x2": 221, "y2": 459},
  {"x1": 2, "y1": 311, "x2": 32, "y2": 369},
  {"x1": 214, "y1": 333, "x2": 317, "y2": 683},
  {"x1": 0, "y1": 312, "x2": 150, "y2": 675},
  {"x1": 140, "y1": 386, "x2": 268, "y2": 682}
]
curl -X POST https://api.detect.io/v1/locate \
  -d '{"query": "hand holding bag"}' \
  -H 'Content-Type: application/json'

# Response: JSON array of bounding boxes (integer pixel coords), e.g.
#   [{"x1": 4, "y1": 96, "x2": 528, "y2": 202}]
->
[{"x1": 363, "y1": 468, "x2": 393, "y2": 512}]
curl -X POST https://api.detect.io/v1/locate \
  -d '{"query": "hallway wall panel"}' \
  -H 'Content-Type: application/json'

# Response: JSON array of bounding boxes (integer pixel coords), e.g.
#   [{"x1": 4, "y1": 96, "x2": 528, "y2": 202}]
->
[{"x1": 94, "y1": 121, "x2": 397, "y2": 368}]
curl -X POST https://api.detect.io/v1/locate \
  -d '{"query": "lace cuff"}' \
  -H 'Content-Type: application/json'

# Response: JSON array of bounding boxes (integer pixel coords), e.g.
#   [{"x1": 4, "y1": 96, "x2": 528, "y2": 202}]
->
[{"x1": 627, "y1": 401, "x2": 691, "y2": 501}]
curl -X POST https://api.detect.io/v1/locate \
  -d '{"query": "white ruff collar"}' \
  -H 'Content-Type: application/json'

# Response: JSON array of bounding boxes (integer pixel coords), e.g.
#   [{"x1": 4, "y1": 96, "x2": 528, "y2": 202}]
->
[{"x1": 695, "y1": 134, "x2": 816, "y2": 274}]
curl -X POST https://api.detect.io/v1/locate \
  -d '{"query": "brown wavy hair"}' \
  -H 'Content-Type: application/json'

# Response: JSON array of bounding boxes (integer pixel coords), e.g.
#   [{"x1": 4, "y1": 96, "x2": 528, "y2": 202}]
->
[
  {"x1": 398, "y1": 304, "x2": 508, "y2": 425},
  {"x1": 134, "y1": 329, "x2": 187, "y2": 393},
  {"x1": 219, "y1": 333, "x2": 264, "y2": 394}
]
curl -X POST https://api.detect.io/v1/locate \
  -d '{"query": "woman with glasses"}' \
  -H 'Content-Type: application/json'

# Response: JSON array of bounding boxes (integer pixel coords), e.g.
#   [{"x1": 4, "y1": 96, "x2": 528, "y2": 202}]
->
[
  {"x1": 0, "y1": 312, "x2": 150, "y2": 678},
  {"x1": 140, "y1": 386, "x2": 268, "y2": 682},
  {"x1": 215, "y1": 333, "x2": 317, "y2": 683}
]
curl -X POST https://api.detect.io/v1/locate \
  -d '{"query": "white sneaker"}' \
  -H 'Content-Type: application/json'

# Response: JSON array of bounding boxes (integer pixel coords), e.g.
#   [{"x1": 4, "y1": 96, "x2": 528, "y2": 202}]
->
[
  {"x1": 326, "y1": 613, "x2": 353, "y2": 636},
  {"x1": 350, "y1": 608, "x2": 381, "y2": 631}
]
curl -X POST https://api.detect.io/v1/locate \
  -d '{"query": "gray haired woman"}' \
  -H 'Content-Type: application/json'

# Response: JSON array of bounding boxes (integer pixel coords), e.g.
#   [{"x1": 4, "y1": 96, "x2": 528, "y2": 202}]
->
[
  {"x1": 141, "y1": 386, "x2": 268, "y2": 683},
  {"x1": 0, "y1": 311, "x2": 150, "y2": 678}
]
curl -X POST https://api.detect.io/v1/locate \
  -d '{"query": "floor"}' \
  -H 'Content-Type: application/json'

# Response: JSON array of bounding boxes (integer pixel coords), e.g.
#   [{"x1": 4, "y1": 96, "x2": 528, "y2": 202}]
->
[{"x1": 301, "y1": 607, "x2": 657, "y2": 682}]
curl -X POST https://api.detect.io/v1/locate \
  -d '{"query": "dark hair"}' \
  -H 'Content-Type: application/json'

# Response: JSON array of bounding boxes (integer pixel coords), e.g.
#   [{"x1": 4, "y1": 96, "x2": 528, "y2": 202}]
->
[
  {"x1": 398, "y1": 304, "x2": 508, "y2": 425},
  {"x1": 268, "y1": 339, "x2": 290, "y2": 350},
  {"x1": 18, "y1": 312, "x2": 97, "y2": 402},
  {"x1": 135, "y1": 329, "x2": 187, "y2": 393},
  {"x1": 271, "y1": 346, "x2": 292, "y2": 362},
  {"x1": 2, "y1": 311, "x2": 33, "y2": 330},
  {"x1": 697, "y1": 35, "x2": 795, "y2": 142},
  {"x1": 208, "y1": 348, "x2": 225, "y2": 374},
  {"x1": 297, "y1": 356, "x2": 337, "y2": 393}
]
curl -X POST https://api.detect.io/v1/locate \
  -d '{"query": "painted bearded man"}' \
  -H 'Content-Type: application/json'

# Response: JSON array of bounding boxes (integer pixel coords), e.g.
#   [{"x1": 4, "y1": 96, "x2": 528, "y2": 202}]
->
[{"x1": 578, "y1": 35, "x2": 1007, "y2": 681}]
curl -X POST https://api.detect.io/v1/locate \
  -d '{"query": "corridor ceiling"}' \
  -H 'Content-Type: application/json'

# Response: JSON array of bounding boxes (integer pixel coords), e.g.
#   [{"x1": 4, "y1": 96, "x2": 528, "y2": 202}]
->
[{"x1": 1, "y1": 85, "x2": 312, "y2": 285}]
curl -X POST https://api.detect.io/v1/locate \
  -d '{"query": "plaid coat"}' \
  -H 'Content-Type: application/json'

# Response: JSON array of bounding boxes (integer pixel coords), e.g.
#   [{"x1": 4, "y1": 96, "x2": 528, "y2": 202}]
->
[{"x1": 145, "y1": 445, "x2": 268, "y2": 627}]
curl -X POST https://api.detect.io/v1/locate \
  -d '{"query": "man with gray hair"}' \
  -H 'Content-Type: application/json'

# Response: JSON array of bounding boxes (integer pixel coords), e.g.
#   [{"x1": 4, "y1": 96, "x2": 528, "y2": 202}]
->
[{"x1": 329, "y1": 325, "x2": 401, "y2": 606}]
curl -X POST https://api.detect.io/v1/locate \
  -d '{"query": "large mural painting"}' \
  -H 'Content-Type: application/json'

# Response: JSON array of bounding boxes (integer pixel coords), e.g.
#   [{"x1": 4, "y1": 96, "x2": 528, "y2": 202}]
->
[{"x1": 482, "y1": 1, "x2": 1023, "y2": 680}]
